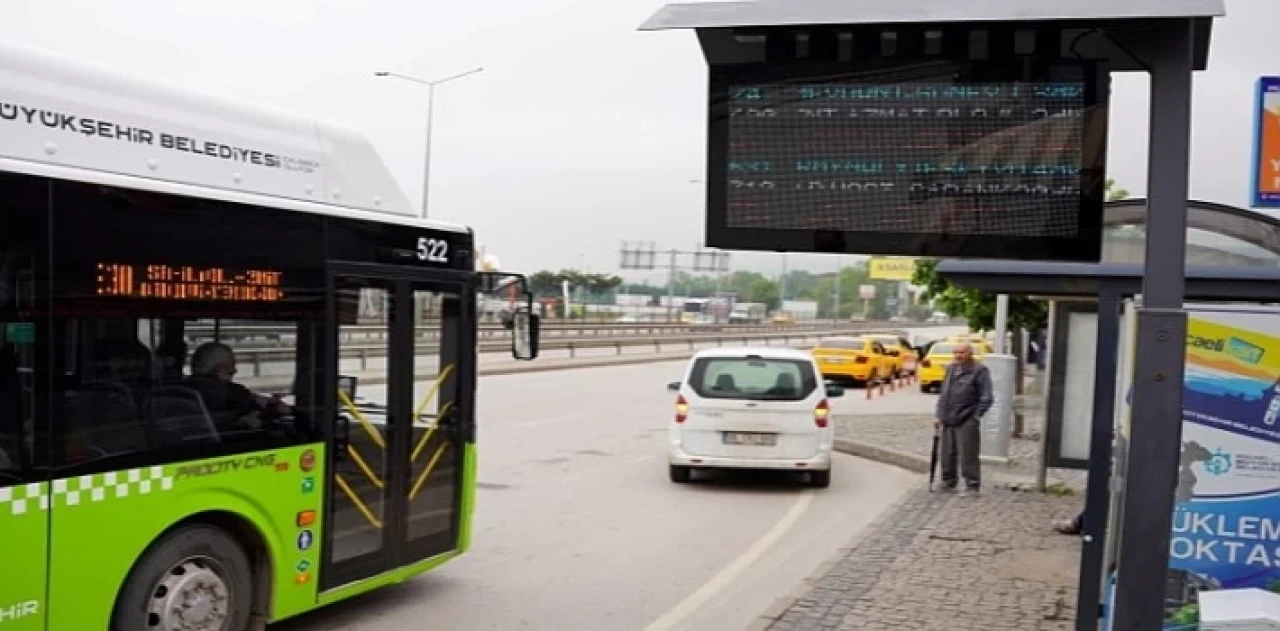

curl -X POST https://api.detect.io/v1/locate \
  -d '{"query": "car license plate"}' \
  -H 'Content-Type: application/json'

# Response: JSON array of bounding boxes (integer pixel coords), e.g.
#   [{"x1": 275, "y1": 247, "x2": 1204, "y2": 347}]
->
[{"x1": 723, "y1": 432, "x2": 777, "y2": 446}]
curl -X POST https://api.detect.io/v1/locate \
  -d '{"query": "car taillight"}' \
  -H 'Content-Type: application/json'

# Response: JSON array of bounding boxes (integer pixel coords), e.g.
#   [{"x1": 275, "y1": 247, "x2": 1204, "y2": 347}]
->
[
  {"x1": 814, "y1": 399, "x2": 830, "y2": 428},
  {"x1": 855, "y1": 356, "x2": 868, "y2": 364},
  {"x1": 922, "y1": 359, "x2": 932, "y2": 368},
  {"x1": 675, "y1": 394, "x2": 688, "y2": 424}
]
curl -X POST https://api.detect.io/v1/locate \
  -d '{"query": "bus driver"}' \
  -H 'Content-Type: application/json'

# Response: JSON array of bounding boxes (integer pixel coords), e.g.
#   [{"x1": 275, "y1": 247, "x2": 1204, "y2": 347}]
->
[{"x1": 187, "y1": 342, "x2": 291, "y2": 432}]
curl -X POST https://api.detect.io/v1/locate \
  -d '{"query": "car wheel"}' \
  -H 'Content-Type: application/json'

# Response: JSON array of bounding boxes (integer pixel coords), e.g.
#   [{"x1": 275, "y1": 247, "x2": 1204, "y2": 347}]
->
[
  {"x1": 809, "y1": 469, "x2": 831, "y2": 488},
  {"x1": 111, "y1": 524, "x2": 254, "y2": 631},
  {"x1": 669, "y1": 465, "x2": 692, "y2": 483}
]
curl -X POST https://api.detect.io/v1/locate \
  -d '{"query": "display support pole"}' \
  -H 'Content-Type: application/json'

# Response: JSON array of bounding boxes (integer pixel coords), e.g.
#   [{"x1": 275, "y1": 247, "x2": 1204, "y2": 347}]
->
[{"x1": 1111, "y1": 19, "x2": 1195, "y2": 631}]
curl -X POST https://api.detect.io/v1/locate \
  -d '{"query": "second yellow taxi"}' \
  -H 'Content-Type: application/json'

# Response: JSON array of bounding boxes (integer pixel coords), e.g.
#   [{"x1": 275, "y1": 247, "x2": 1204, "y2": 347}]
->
[
  {"x1": 864, "y1": 333, "x2": 920, "y2": 377},
  {"x1": 811, "y1": 335, "x2": 895, "y2": 386},
  {"x1": 917, "y1": 339, "x2": 994, "y2": 393}
]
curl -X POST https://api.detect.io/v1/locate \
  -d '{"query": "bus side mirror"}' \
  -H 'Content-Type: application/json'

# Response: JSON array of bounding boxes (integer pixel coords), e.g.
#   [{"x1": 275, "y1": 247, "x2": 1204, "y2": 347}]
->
[{"x1": 512, "y1": 310, "x2": 540, "y2": 360}]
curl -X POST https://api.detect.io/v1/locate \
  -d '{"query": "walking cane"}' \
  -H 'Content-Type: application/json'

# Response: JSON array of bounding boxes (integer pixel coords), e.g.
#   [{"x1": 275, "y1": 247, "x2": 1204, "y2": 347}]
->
[{"x1": 928, "y1": 428, "x2": 940, "y2": 491}]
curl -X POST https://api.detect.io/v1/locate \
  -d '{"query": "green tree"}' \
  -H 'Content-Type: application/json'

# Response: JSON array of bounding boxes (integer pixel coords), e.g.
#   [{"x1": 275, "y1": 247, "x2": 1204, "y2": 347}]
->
[
  {"x1": 528, "y1": 270, "x2": 622, "y2": 299},
  {"x1": 914, "y1": 259, "x2": 1048, "y2": 330},
  {"x1": 719, "y1": 271, "x2": 782, "y2": 309},
  {"x1": 1106, "y1": 178, "x2": 1131, "y2": 201},
  {"x1": 669, "y1": 271, "x2": 721, "y2": 298},
  {"x1": 912, "y1": 179, "x2": 1131, "y2": 331},
  {"x1": 528, "y1": 271, "x2": 562, "y2": 297}
]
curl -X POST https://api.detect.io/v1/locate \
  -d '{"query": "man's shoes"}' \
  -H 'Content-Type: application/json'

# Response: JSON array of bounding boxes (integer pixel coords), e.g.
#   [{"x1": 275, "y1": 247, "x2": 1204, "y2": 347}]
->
[
  {"x1": 958, "y1": 486, "x2": 979, "y2": 497},
  {"x1": 1054, "y1": 519, "x2": 1082, "y2": 535},
  {"x1": 936, "y1": 483, "x2": 957, "y2": 492}
]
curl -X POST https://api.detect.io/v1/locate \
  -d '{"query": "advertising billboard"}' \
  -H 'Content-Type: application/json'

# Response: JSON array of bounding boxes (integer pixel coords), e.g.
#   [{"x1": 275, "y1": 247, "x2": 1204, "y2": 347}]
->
[
  {"x1": 1251, "y1": 77, "x2": 1280, "y2": 209},
  {"x1": 1102, "y1": 305, "x2": 1280, "y2": 629},
  {"x1": 867, "y1": 257, "x2": 919, "y2": 282}
]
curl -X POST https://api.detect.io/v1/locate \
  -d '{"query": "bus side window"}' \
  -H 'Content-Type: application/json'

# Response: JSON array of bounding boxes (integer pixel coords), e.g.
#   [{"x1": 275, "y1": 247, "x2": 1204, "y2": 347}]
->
[
  {"x1": 58, "y1": 331, "x2": 153, "y2": 462},
  {"x1": 50, "y1": 315, "x2": 321, "y2": 471},
  {"x1": 0, "y1": 341, "x2": 21, "y2": 473}
]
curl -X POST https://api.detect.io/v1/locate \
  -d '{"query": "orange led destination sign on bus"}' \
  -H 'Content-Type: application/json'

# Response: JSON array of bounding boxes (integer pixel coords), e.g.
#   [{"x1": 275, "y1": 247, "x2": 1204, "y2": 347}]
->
[{"x1": 95, "y1": 263, "x2": 285, "y2": 301}]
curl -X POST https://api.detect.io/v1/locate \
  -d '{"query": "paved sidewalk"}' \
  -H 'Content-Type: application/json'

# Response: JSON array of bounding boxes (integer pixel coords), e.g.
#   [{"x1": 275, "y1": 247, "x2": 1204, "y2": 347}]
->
[
  {"x1": 752, "y1": 385, "x2": 1092, "y2": 631},
  {"x1": 757, "y1": 487, "x2": 1082, "y2": 631}
]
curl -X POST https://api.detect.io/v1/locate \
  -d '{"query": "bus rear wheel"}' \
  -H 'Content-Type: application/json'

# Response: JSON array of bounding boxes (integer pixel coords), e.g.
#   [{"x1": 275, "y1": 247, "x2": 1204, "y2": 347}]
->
[{"x1": 112, "y1": 524, "x2": 254, "y2": 631}]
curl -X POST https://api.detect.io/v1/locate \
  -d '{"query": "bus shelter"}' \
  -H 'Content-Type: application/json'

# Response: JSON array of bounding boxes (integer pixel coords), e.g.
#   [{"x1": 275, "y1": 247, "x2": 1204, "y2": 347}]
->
[{"x1": 936, "y1": 199, "x2": 1280, "y2": 630}]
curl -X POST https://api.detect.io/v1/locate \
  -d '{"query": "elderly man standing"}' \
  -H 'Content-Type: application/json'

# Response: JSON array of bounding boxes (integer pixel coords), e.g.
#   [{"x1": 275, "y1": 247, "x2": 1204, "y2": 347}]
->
[{"x1": 934, "y1": 342, "x2": 994, "y2": 495}]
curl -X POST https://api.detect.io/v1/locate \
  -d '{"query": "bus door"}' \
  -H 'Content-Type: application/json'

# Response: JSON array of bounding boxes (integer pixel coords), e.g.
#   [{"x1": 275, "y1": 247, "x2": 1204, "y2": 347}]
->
[{"x1": 321, "y1": 266, "x2": 473, "y2": 590}]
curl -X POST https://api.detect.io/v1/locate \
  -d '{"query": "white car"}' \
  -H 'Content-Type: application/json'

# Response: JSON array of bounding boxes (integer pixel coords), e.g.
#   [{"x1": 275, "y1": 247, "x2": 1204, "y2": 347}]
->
[{"x1": 665, "y1": 347, "x2": 845, "y2": 487}]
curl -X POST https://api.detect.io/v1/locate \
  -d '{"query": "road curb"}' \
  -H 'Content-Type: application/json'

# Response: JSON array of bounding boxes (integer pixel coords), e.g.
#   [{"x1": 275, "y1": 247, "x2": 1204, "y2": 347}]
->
[{"x1": 833, "y1": 438, "x2": 931, "y2": 474}]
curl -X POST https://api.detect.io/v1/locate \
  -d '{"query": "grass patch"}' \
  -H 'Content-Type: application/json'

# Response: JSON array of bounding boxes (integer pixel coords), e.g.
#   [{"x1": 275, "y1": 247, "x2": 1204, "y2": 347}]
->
[{"x1": 1043, "y1": 481, "x2": 1078, "y2": 497}]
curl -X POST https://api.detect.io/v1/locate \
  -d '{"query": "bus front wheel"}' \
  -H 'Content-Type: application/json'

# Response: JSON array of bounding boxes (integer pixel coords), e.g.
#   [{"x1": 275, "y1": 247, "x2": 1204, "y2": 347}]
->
[{"x1": 112, "y1": 524, "x2": 254, "y2": 631}]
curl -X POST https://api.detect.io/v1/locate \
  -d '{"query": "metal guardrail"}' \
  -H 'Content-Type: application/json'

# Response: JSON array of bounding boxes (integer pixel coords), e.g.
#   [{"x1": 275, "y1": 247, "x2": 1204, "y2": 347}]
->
[
  {"x1": 186, "y1": 320, "x2": 898, "y2": 345},
  {"x1": 232, "y1": 322, "x2": 936, "y2": 377}
]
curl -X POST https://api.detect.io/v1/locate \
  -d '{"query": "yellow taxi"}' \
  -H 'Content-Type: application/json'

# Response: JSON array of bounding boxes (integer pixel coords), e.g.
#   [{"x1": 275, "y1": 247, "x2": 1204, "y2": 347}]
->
[
  {"x1": 811, "y1": 336, "x2": 892, "y2": 386},
  {"x1": 918, "y1": 340, "x2": 994, "y2": 393},
  {"x1": 865, "y1": 334, "x2": 919, "y2": 376}
]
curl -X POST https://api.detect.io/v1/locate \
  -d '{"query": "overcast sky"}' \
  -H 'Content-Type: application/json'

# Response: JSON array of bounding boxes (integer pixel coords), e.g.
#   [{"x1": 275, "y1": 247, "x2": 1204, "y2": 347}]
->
[{"x1": 2, "y1": 0, "x2": 1276, "y2": 282}]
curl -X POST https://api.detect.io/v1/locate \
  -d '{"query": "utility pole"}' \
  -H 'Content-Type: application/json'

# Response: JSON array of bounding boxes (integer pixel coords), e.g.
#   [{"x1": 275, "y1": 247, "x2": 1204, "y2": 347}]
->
[
  {"x1": 832, "y1": 256, "x2": 842, "y2": 323},
  {"x1": 373, "y1": 67, "x2": 484, "y2": 218},
  {"x1": 666, "y1": 248, "x2": 678, "y2": 322},
  {"x1": 779, "y1": 253, "x2": 789, "y2": 303}
]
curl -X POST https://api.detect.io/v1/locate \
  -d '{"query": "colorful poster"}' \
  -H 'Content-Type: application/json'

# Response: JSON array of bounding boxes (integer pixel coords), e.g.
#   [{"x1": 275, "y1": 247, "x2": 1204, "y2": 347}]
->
[
  {"x1": 1102, "y1": 305, "x2": 1280, "y2": 630},
  {"x1": 1251, "y1": 77, "x2": 1280, "y2": 208},
  {"x1": 1165, "y1": 308, "x2": 1280, "y2": 626}
]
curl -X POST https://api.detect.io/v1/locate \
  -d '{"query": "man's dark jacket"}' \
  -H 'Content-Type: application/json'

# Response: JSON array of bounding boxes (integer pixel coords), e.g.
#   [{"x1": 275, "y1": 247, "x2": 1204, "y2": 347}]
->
[{"x1": 935, "y1": 361, "x2": 994, "y2": 426}]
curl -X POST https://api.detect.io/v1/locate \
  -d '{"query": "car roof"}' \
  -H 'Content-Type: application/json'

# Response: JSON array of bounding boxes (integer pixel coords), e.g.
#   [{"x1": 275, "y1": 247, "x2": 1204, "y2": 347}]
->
[{"x1": 692, "y1": 347, "x2": 815, "y2": 361}]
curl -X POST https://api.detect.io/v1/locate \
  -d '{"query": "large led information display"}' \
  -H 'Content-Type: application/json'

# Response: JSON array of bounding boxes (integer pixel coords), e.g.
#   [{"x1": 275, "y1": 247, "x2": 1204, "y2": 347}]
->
[{"x1": 705, "y1": 61, "x2": 1108, "y2": 261}]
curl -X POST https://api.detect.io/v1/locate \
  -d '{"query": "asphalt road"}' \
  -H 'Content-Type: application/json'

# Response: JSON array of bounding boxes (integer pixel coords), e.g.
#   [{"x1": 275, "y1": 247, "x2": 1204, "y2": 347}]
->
[{"x1": 273, "y1": 326, "x2": 967, "y2": 630}]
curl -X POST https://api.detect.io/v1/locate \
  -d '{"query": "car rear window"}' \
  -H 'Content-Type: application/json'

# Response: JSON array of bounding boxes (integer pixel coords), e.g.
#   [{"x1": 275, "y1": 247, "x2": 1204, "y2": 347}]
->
[
  {"x1": 870, "y1": 336, "x2": 899, "y2": 347},
  {"x1": 818, "y1": 338, "x2": 864, "y2": 351},
  {"x1": 689, "y1": 356, "x2": 818, "y2": 401},
  {"x1": 929, "y1": 343, "x2": 956, "y2": 356}
]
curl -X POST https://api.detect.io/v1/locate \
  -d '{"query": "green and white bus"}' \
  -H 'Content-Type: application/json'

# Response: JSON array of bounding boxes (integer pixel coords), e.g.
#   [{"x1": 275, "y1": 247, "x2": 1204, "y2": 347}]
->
[{"x1": 0, "y1": 42, "x2": 539, "y2": 630}]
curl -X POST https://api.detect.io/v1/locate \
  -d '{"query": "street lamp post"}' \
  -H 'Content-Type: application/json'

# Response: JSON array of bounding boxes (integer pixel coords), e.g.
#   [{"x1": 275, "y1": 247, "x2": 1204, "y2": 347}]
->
[{"x1": 374, "y1": 67, "x2": 484, "y2": 219}]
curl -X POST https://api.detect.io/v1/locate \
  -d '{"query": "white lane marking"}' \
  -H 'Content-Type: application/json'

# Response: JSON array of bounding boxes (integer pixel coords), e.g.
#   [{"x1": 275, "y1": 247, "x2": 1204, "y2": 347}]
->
[
  {"x1": 643, "y1": 490, "x2": 815, "y2": 631},
  {"x1": 518, "y1": 414, "x2": 586, "y2": 428}
]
